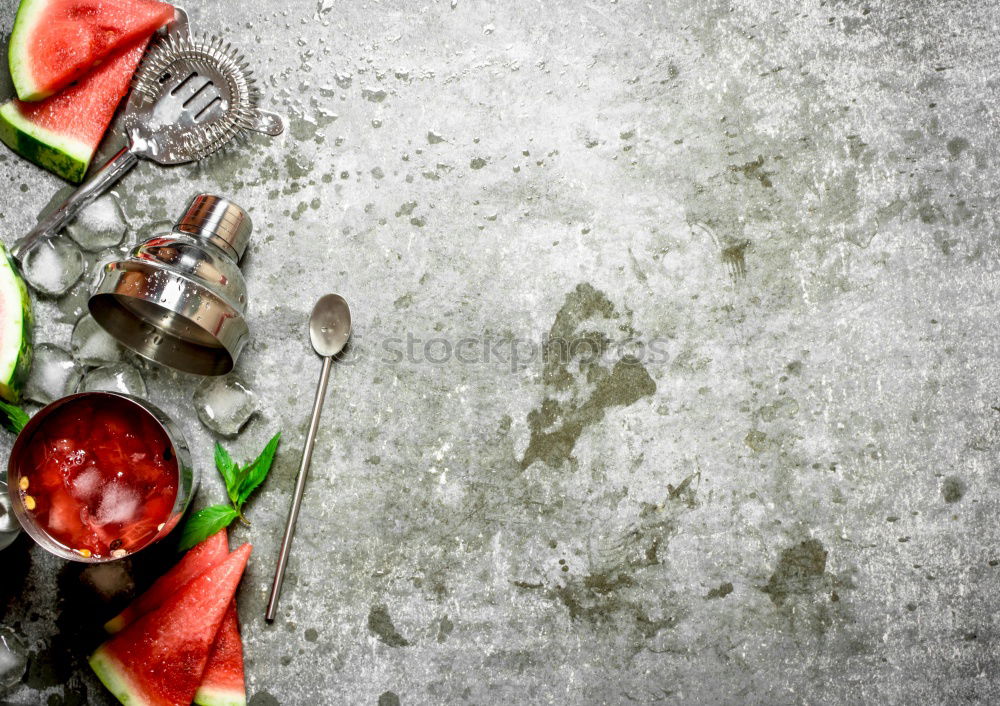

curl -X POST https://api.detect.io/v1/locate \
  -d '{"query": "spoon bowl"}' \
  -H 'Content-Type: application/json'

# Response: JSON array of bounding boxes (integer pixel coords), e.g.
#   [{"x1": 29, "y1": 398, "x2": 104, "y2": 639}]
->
[{"x1": 310, "y1": 294, "x2": 352, "y2": 358}]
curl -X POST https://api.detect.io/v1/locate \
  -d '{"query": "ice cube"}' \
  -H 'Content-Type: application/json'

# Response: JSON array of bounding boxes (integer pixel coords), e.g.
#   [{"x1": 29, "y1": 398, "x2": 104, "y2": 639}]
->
[
  {"x1": 193, "y1": 374, "x2": 258, "y2": 436},
  {"x1": 96, "y1": 483, "x2": 140, "y2": 525},
  {"x1": 71, "y1": 313, "x2": 122, "y2": 366},
  {"x1": 70, "y1": 467, "x2": 101, "y2": 501},
  {"x1": 78, "y1": 362, "x2": 147, "y2": 397},
  {"x1": 19, "y1": 235, "x2": 85, "y2": 297},
  {"x1": 0, "y1": 627, "x2": 26, "y2": 691},
  {"x1": 25, "y1": 343, "x2": 83, "y2": 404},
  {"x1": 81, "y1": 563, "x2": 134, "y2": 600},
  {"x1": 66, "y1": 194, "x2": 128, "y2": 251}
]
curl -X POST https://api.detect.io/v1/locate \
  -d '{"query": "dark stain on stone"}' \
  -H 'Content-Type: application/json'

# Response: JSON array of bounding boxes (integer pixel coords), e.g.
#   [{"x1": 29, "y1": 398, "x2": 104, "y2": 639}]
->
[
  {"x1": 583, "y1": 573, "x2": 635, "y2": 594},
  {"x1": 304, "y1": 628, "x2": 318, "y2": 642},
  {"x1": 720, "y1": 239, "x2": 751, "y2": 279},
  {"x1": 522, "y1": 357, "x2": 655, "y2": 468},
  {"x1": 761, "y1": 539, "x2": 828, "y2": 606},
  {"x1": 249, "y1": 692, "x2": 281, "y2": 706},
  {"x1": 946, "y1": 136, "x2": 969, "y2": 158},
  {"x1": 552, "y1": 585, "x2": 587, "y2": 621},
  {"x1": 705, "y1": 582, "x2": 734, "y2": 600},
  {"x1": 394, "y1": 201, "x2": 417, "y2": 218},
  {"x1": 436, "y1": 614, "x2": 454, "y2": 643},
  {"x1": 367, "y1": 604, "x2": 411, "y2": 647},
  {"x1": 729, "y1": 155, "x2": 773, "y2": 188},
  {"x1": 635, "y1": 610, "x2": 678, "y2": 638},
  {"x1": 379, "y1": 691, "x2": 401, "y2": 706},
  {"x1": 541, "y1": 283, "x2": 617, "y2": 390},
  {"x1": 521, "y1": 284, "x2": 655, "y2": 469},
  {"x1": 942, "y1": 476, "x2": 965, "y2": 503},
  {"x1": 512, "y1": 580, "x2": 544, "y2": 589}
]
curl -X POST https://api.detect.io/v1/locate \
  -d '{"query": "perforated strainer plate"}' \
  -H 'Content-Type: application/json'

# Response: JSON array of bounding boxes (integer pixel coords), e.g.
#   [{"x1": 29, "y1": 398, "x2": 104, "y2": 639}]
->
[{"x1": 125, "y1": 9, "x2": 284, "y2": 163}]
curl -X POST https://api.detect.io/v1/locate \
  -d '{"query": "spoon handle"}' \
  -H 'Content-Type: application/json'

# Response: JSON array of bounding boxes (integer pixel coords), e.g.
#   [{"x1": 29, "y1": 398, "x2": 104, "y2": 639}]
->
[
  {"x1": 11, "y1": 147, "x2": 139, "y2": 261},
  {"x1": 266, "y1": 354, "x2": 333, "y2": 621}
]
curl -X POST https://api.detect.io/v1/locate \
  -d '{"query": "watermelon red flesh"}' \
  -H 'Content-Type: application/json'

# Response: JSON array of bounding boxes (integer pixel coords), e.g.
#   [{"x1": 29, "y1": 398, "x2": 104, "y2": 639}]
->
[
  {"x1": 104, "y1": 528, "x2": 229, "y2": 634},
  {"x1": 0, "y1": 34, "x2": 150, "y2": 183},
  {"x1": 194, "y1": 602, "x2": 245, "y2": 706},
  {"x1": 90, "y1": 543, "x2": 252, "y2": 706},
  {"x1": 8, "y1": 0, "x2": 174, "y2": 101}
]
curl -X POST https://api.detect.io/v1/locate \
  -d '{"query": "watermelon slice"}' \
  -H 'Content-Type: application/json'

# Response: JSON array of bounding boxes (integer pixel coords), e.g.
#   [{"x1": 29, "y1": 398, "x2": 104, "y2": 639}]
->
[
  {"x1": 90, "y1": 543, "x2": 252, "y2": 706},
  {"x1": 104, "y1": 529, "x2": 229, "y2": 634},
  {"x1": 8, "y1": 0, "x2": 174, "y2": 101},
  {"x1": 0, "y1": 242, "x2": 33, "y2": 403},
  {"x1": 0, "y1": 35, "x2": 150, "y2": 183},
  {"x1": 194, "y1": 602, "x2": 245, "y2": 706}
]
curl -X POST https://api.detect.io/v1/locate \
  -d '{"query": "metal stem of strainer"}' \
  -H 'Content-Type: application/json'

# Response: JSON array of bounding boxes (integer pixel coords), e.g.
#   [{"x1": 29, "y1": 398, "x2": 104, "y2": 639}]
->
[{"x1": 11, "y1": 7, "x2": 283, "y2": 261}]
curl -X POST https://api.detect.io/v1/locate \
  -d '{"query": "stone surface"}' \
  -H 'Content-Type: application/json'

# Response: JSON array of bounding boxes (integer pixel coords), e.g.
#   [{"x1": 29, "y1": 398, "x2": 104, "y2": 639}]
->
[{"x1": 0, "y1": 0, "x2": 997, "y2": 703}]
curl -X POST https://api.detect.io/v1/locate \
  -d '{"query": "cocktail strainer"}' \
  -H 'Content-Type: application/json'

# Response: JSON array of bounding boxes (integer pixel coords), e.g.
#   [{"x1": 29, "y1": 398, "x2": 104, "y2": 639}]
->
[{"x1": 12, "y1": 7, "x2": 283, "y2": 260}]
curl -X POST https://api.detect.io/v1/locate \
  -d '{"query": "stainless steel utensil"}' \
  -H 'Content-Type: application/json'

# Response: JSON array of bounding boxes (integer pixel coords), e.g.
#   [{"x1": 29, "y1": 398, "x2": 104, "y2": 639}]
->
[
  {"x1": 89, "y1": 193, "x2": 252, "y2": 376},
  {"x1": 11, "y1": 6, "x2": 283, "y2": 261},
  {"x1": 266, "y1": 294, "x2": 352, "y2": 621},
  {"x1": 0, "y1": 473, "x2": 21, "y2": 551}
]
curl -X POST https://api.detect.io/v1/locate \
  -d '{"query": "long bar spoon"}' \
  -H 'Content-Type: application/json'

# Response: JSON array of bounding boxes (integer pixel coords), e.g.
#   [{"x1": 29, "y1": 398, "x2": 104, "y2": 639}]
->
[{"x1": 266, "y1": 293, "x2": 352, "y2": 621}]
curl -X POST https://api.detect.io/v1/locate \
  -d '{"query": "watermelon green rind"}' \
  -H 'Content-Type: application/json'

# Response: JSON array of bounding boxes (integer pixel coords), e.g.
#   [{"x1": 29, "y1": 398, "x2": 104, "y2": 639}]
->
[
  {"x1": 0, "y1": 102, "x2": 91, "y2": 183},
  {"x1": 193, "y1": 684, "x2": 246, "y2": 706},
  {"x1": 88, "y1": 647, "x2": 151, "y2": 706},
  {"x1": 0, "y1": 242, "x2": 32, "y2": 402},
  {"x1": 103, "y1": 613, "x2": 128, "y2": 635},
  {"x1": 7, "y1": 0, "x2": 48, "y2": 102}
]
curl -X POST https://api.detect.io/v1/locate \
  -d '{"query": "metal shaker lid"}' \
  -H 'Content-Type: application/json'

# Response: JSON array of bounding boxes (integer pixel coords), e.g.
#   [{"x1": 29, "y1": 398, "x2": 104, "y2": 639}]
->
[{"x1": 174, "y1": 194, "x2": 252, "y2": 261}]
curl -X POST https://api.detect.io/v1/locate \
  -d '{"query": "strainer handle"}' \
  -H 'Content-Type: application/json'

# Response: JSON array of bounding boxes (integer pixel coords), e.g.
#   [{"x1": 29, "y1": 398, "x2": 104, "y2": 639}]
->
[{"x1": 11, "y1": 147, "x2": 139, "y2": 261}]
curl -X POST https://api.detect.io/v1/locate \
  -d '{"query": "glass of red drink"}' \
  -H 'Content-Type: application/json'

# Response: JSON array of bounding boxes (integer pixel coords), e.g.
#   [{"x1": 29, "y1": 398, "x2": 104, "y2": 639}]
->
[{"x1": 6, "y1": 392, "x2": 196, "y2": 562}]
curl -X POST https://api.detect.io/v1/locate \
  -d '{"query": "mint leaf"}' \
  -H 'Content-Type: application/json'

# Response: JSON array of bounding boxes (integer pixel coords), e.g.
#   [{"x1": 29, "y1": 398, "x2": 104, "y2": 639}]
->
[
  {"x1": 215, "y1": 443, "x2": 240, "y2": 505},
  {"x1": 178, "y1": 504, "x2": 239, "y2": 551},
  {"x1": 237, "y1": 432, "x2": 281, "y2": 506},
  {"x1": 0, "y1": 400, "x2": 29, "y2": 434}
]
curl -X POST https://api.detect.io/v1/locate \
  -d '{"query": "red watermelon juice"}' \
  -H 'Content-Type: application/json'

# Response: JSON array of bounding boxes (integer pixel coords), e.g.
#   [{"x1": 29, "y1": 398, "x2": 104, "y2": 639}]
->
[{"x1": 11, "y1": 394, "x2": 181, "y2": 560}]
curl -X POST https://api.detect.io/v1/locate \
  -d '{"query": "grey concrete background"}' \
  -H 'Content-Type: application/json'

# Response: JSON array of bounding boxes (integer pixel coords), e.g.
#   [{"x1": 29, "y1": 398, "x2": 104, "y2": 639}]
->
[{"x1": 0, "y1": 0, "x2": 998, "y2": 703}]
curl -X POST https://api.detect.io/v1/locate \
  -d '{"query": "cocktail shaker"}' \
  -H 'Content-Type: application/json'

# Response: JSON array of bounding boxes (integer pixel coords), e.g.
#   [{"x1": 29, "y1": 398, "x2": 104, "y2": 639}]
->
[{"x1": 89, "y1": 194, "x2": 252, "y2": 376}]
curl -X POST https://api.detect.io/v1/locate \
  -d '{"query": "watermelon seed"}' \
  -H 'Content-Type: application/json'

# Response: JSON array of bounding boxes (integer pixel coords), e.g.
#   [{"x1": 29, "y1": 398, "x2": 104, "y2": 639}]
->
[
  {"x1": 110, "y1": 539, "x2": 123, "y2": 551},
  {"x1": 111, "y1": 549, "x2": 127, "y2": 559}
]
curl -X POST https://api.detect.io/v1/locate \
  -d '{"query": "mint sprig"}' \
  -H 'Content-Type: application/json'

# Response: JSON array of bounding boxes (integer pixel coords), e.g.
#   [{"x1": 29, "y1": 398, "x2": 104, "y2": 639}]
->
[
  {"x1": 0, "y1": 400, "x2": 29, "y2": 434},
  {"x1": 178, "y1": 505, "x2": 239, "y2": 551},
  {"x1": 179, "y1": 432, "x2": 281, "y2": 550}
]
